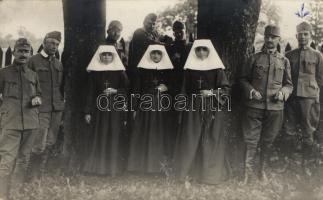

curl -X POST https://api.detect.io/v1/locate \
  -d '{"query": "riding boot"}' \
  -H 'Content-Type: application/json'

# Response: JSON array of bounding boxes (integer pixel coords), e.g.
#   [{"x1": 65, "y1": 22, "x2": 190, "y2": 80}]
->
[
  {"x1": 0, "y1": 175, "x2": 9, "y2": 200},
  {"x1": 302, "y1": 144, "x2": 313, "y2": 178},
  {"x1": 25, "y1": 153, "x2": 42, "y2": 182},
  {"x1": 259, "y1": 151, "x2": 269, "y2": 182},
  {"x1": 243, "y1": 147, "x2": 257, "y2": 184}
]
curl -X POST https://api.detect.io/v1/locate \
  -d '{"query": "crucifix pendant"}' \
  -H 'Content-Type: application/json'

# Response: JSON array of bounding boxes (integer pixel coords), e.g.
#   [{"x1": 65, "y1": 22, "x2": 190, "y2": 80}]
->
[
  {"x1": 197, "y1": 76, "x2": 204, "y2": 89},
  {"x1": 153, "y1": 76, "x2": 159, "y2": 86},
  {"x1": 104, "y1": 80, "x2": 111, "y2": 89}
]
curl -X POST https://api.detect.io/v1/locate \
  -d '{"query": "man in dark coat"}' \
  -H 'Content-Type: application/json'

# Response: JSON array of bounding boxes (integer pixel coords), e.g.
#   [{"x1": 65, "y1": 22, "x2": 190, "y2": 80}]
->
[
  {"x1": 239, "y1": 25, "x2": 293, "y2": 183},
  {"x1": 28, "y1": 31, "x2": 65, "y2": 179},
  {"x1": 165, "y1": 21, "x2": 191, "y2": 159},
  {"x1": 105, "y1": 20, "x2": 127, "y2": 66},
  {"x1": 0, "y1": 38, "x2": 42, "y2": 199},
  {"x1": 127, "y1": 13, "x2": 161, "y2": 87},
  {"x1": 282, "y1": 22, "x2": 323, "y2": 177}
]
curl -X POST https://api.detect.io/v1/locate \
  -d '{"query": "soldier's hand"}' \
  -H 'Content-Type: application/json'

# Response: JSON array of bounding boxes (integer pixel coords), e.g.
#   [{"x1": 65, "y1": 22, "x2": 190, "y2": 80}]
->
[
  {"x1": 274, "y1": 91, "x2": 284, "y2": 101},
  {"x1": 252, "y1": 90, "x2": 263, "y2": 100},
  {"x1": 31, "y1": 96, "x2": 42, "y2": 106},
  {"x1": 157, "y1": 84, "x2": 168, "y2": 93},
  {"x1": 85, "y1": 114, "x2": 91, "y2": 124}
]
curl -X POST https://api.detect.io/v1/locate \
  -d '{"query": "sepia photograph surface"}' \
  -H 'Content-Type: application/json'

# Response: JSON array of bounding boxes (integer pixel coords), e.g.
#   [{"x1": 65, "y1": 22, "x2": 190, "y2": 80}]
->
[{"x1": 1, "y1": 0, "x2": 323, "y2": 199}]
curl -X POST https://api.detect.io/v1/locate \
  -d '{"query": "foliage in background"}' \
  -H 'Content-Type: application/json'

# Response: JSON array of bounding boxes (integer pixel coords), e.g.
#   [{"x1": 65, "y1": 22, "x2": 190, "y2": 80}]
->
[
  {"x1": 0, "y1": 26, "x2": 43, "y2": 48},
  {"x1": 254, "y1": 0, "x2": 282, "y2": 51},
  {"x1": 308, "y1": 0, "x2": 323, "y2": 45},
  {"x1": 156, "y1": 0, "x2": 197, "y2": 39}
]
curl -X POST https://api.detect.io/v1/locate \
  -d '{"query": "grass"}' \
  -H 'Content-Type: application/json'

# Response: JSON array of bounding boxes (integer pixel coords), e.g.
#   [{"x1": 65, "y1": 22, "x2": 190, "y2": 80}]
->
[{"x1": 10, "y1": 166, "x2": 323, "y2": 200}]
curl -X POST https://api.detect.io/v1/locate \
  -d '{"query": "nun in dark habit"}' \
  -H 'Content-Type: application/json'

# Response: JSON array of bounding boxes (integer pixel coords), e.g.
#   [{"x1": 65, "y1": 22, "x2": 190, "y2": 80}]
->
[
  {"x1": 174, "y1": 39, "x2": 230, "y2": 184},
  {"x1": 127, "y1": 44, "x2": 174, "y2": 174},
  {"x1": 83, "y1": 45, "x2": 129, "y2": 176}
]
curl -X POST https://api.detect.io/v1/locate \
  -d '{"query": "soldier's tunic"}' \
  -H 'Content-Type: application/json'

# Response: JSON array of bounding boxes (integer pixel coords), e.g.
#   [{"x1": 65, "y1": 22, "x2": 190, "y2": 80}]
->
[
  {"x1": 28, "y1": 50, "x2": 65, "y2": 153},
  {"x1": 239, "y1": 49, "x2": 293, "y2": 165},
  {"x1": 0, "y1": 63, "x2": 41, "y2": 185},
  {"x1": 284, "y1": 47, "x2": 323, "y2": 147}
]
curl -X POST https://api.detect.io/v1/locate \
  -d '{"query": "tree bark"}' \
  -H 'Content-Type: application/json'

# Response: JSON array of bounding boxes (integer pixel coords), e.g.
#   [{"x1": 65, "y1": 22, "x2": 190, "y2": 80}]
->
[
  {"x1": 61, "y1": 0, "x2": 106, "y2": 172},
  {"x1": 198, "y1": 0, "x2": 262, "y2": 176},
  {"x1": 198, "y1": 0, "x2": 261, "y2": 82}
]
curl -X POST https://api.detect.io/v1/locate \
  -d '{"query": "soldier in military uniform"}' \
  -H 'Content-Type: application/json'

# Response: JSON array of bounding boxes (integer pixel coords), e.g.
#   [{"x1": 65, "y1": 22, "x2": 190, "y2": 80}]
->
[
  {"x1": 282, "y1": 22, "x2": 323, "y2": 176},
  {"x1": 28, "y1": 31, "x2": 65, "y2": 179},
  {"x1": 105, "y1": 20, "x2": 128, "y2": 66},
  {"x1": 239, "y1": 25, "x2": 293, "y2": 183},
  {"x1": 0, "y1": 38, "x2": 42, "y2": 199}
]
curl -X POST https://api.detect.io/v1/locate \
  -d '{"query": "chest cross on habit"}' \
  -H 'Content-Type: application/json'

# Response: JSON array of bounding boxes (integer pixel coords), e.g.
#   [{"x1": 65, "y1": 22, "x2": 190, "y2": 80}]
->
[
  {"x1": 197, "y1": 76, "x2": 204, "y2": 89},
  {"x1": 104, "y1": 80, "x2": 111, "y2": 89},
  {"x1": 153, "y1": 76, "x2": 159, "y2": 86}
]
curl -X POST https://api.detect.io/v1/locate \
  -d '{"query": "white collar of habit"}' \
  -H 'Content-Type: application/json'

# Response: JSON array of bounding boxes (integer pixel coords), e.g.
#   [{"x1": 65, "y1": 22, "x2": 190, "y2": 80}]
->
[
  {"x1": 137, "y1": 44, "x2": 174, "y2": 70},
  {"x1": 86, "y1": 45, "x2": 125, "y2": 72},
  {"x1": 184, "y1": 39, "x2": 225, "y2": 71}
]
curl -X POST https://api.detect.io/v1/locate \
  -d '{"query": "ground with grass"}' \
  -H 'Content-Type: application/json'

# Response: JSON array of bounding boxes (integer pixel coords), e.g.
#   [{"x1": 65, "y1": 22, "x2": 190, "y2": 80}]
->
[{"x1": 10, "y1": 167, "x2": 323, "y2": 200}]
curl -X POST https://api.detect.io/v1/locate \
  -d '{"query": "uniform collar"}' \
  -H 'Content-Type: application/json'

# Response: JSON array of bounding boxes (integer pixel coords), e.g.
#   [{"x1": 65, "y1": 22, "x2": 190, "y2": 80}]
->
[
  {"x1": 105, "y1": 37, "x2": 117, "y2": 46},
  {"x1": 40, "y1": 49, "x2": 56, "y2": 60},
  {"x1": 263, "y1": 47, "x2": 277, "y2": 55},
  {"x1": 299, "y1": 45, "x2": 310, "y2": 50},
  {"x1": 13, "y1": 61, "x2": 27, "y2": 72},
  {"x1": 40, "y1": 49, "x2": 49, "y2": 58}
]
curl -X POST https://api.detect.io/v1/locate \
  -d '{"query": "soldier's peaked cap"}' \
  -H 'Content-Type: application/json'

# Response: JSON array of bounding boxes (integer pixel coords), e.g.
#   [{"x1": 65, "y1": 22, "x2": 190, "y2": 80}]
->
[
  {"x1": 14, "y1": 38, "x2": 31, "y2": 49},
  {"x1": 297, "y1": 22, "x2": 312, "y2": 32},
  {"x1": 264, "y1": 25, "x2": 281, "y2": 37}
]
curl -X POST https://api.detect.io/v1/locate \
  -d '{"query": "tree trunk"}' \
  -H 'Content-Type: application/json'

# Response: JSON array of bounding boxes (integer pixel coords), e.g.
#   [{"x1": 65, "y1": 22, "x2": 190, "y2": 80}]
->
[
  {"x1": 198, "y1": 0, "x2": 261, "y2": 82},
  {"x1": 198, "y1": 0, "x2": 262, "y2": 176},
  {"x1": 61, "y1": 0, "x2": 106, "y2": 172}
]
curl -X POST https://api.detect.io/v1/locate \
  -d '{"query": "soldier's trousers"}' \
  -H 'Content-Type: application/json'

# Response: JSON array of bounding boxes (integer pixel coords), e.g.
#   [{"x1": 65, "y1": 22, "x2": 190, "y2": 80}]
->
[
  {"x1": 242, "y1": 107, "x2": 283, "y2": 154},
  {"x1": 0, "y1": 129, "x2": 37, "y2": 195},
  {"x1": 283, "y1": 97, "x2": 320, "y2": 147},
  {"x1": 32, "y1": 111, "x2": 63, "y2": 154}
]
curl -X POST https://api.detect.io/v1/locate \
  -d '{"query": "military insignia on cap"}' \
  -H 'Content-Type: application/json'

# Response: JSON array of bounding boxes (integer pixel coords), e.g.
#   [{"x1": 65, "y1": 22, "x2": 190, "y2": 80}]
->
[{"x1": 14, "y1": 38, "x2": 31, "y2": 49}]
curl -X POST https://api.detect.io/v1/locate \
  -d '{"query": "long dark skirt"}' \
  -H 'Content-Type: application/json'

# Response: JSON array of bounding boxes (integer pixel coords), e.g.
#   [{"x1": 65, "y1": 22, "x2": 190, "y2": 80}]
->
[
  {"x1": 83, "y1": 109, "x2": 127, "y2": 176},
  {"x1": 174, "y1": 97, "x2": 229, "y2": 184},
  {"x1": 127, "y1": 109, "x2": 168, "y2": 173}
]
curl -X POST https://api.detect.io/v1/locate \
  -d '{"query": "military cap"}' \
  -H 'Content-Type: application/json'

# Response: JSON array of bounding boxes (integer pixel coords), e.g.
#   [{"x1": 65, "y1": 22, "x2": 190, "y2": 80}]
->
[
  {"x1": 264, "y1": 25, "x2": 281, "y2": 37},
  {"x1": 107, "y1": 20, "x2": 123, "y2": 31},
  {"x1": 297, "y1": 21, "x2": 312, "y2": 32},
  {"x1": 14, "y1": 38, "x2": 31, "y2": 50},
  {"x1": 144, "y1": 13, "x2": 157, "y2": 23},
  {"x1": 44, "y1": 31, "x2": 62, "y2": 42},
  {"x1": 173, "y1": 21, "x2": 185, "y2": 30}
]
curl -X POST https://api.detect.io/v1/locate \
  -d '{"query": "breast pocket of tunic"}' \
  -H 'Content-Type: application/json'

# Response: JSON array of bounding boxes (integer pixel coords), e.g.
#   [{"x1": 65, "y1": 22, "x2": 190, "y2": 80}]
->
[
  {"x1": 55, "y1": 67, "x2": 63, "y2": 86},
  {"x1": 28, "y1": 79, "x2": 37, "y2": 97},
  {"x1": 3, "y1": 80, "x2": 19, "y2": 98},
  {"x1": 253, "y1": 65, "x2": 267, "y2": 80},
  {"x1": 37, "y1": 68, "x2": 49, "y2": 83},
  {"x1": 304, "y1": 60, "x2": 317, "y2": 74},
  {"x1": 274, "y1": 65, "x2": 284, "y2": 83}
]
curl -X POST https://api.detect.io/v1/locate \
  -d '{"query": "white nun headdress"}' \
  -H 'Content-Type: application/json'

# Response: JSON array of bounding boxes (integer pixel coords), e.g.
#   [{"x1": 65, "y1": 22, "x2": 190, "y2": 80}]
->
[
  {"x1": 137, "y1": 44, "x2": 174, "y2": 70},
  {"x1": 184, "y1": 39, "x2": 225, "y2": 71},
  {"x1": 86, "y1": 45, "x2": 125, "y2": 72}
]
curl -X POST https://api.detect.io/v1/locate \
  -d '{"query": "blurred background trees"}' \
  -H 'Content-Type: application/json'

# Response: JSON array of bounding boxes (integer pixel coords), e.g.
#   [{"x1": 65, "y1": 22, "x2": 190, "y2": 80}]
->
[
  {"x1": 156, "y1": 0, "x2": 197, "y2": 41},
  {"x1": 308, "y1": 0, "x2": 323, "y2": 46}
]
